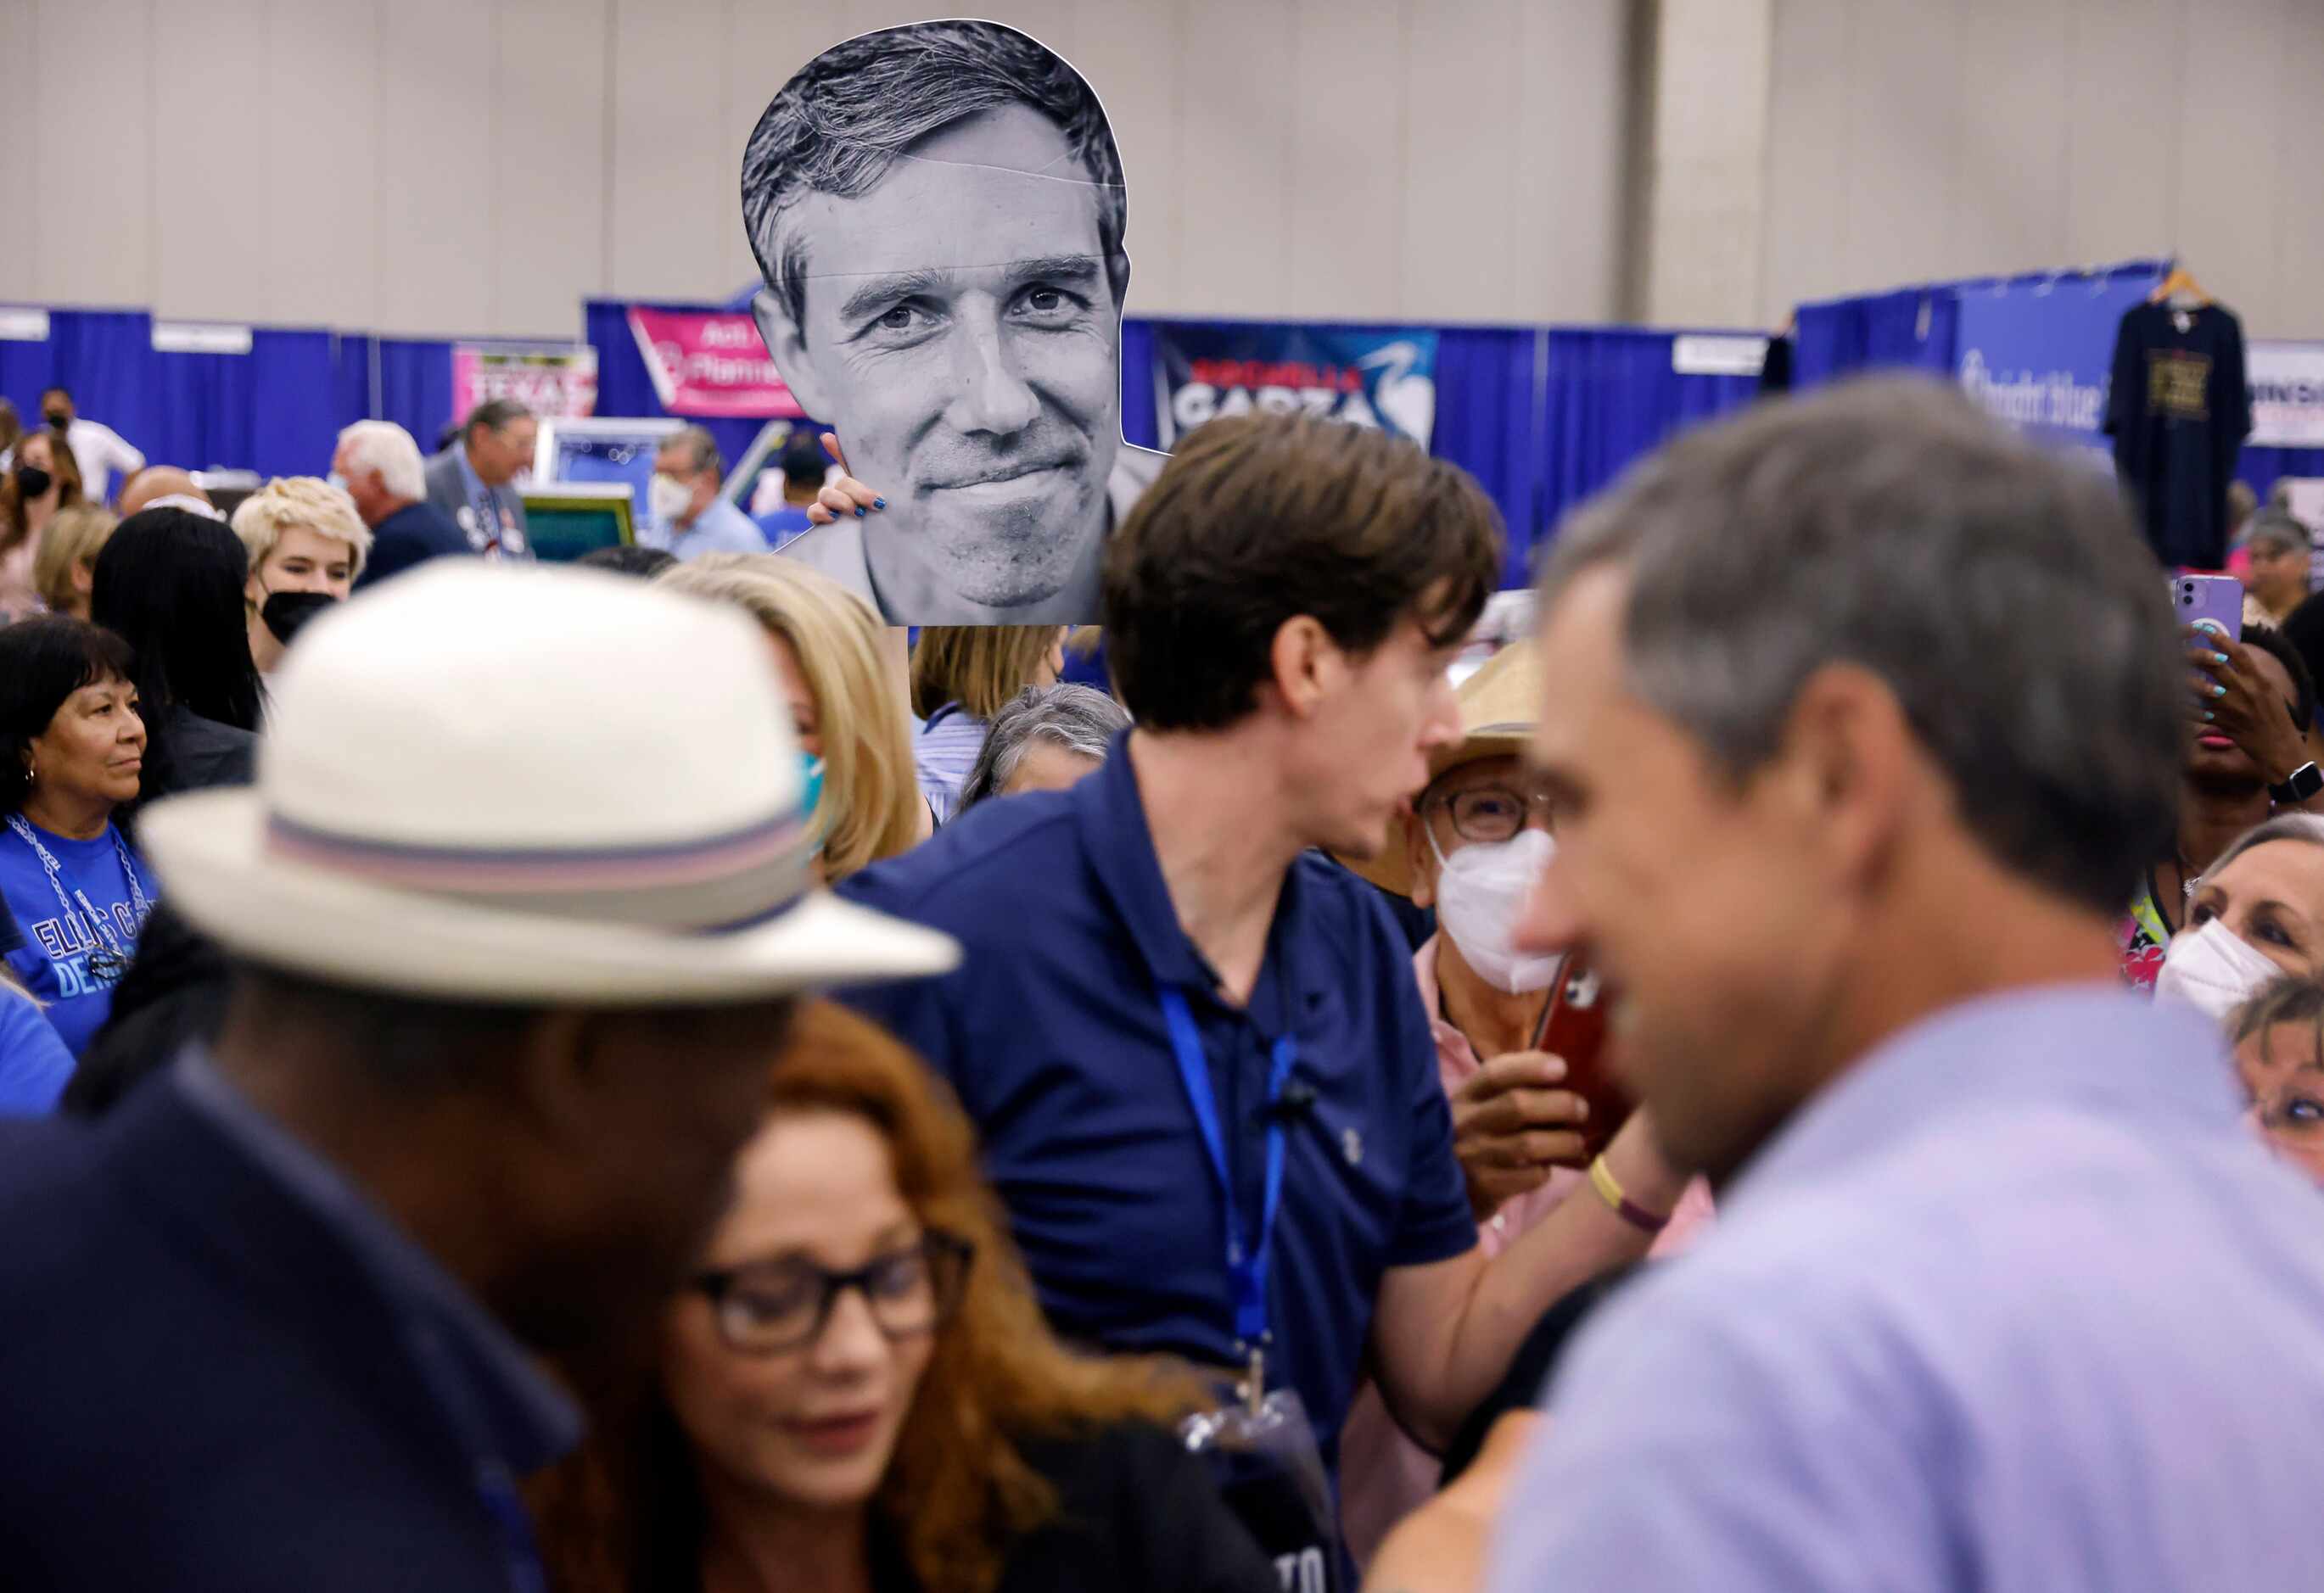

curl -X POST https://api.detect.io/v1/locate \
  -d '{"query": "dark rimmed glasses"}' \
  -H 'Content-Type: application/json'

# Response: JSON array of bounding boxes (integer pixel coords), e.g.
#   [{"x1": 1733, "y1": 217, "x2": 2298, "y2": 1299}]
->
[
  {"x1": 1425, "y1": 783, "x2": 1556, "y2": 846},
  {"x1": 692, "y1": 1231, "x2": 974, "y2": 1355}
]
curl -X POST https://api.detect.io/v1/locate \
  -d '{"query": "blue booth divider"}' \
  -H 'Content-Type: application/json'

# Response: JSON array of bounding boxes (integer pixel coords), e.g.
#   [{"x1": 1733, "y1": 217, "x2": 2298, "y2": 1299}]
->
[
  {"x1": 1789, "y1": 259, "x2": 2321, "y2": 500},
  {"x1": 3, "y1": 299, "x2": 1771, "y2": 576}
]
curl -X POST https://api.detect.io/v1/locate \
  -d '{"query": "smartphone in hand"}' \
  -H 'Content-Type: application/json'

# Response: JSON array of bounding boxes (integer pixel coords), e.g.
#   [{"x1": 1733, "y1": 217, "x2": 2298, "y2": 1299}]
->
[
  {"x1": 2173, "y1": 573, "x2": 2243, "y2": 641},
  {"x1": 1533, "y1": 953, "x2": 1633, "y2": 1161}
]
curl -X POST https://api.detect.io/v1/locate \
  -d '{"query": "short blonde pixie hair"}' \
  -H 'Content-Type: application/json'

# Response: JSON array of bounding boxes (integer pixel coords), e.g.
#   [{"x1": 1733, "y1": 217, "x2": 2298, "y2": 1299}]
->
[
  {"x1": 658, "y1": 554, "x2": 922, "y2": 878},
  {"x1": 32, "y1": 504, "x2": 119, "y2": 615},
  {"x1": 230, "y1": 476, "x2": 373, "y2": 580}
]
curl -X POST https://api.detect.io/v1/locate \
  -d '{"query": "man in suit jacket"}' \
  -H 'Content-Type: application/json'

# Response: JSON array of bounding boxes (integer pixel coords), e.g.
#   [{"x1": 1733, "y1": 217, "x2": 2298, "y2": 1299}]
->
[
  {"x1": 338, "y1": 420, "x2": 471, "y2": 589},
  {"x1": 0, "y1": 562, "x2": 954, "y2": 1590},
  {"x1": 423, "y1": 398, "x2": 537, "y2": 560}
]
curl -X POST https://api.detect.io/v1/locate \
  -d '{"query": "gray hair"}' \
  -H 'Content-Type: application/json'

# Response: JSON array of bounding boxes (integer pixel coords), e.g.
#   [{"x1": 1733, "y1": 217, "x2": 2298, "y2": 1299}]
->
[
  {"x1": 336, "y1": 420, "x2": 426, "y2": 504},
  {"x1": 957, "y1": 684, "x2": 1128, "y2": 814},
  {"x1": 2207, "y1": 813, "x2": 2324, "y2": 884},
  {"x1": 2244, "y1": 509, "x2": 2312, "y2": 560},
  {"x1": 1538, "y1": 376, "x2": 2181, "y2": 918},
  {"x1": 740, "y1": 20, "x2": 1128, "y2": 333},
  {"x1": 462, "y1": 397, "x2": 531, "y2": 439},
  {"x1": 662, "y1": 425, "x2": 723, "y2": 482}
]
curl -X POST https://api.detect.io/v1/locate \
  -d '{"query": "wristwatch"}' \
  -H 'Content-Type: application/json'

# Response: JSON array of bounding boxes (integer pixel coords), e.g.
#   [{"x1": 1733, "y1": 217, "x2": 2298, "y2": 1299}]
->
[{"x1": 2271, "y1": 762, "x2": 2324, "y2": 806}]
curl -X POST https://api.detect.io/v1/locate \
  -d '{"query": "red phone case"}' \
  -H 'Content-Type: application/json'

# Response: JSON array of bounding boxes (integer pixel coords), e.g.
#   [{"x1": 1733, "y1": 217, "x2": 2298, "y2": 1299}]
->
[{"x1": 1535, "y1": 955, "x2": 1633, "y2": 1161}]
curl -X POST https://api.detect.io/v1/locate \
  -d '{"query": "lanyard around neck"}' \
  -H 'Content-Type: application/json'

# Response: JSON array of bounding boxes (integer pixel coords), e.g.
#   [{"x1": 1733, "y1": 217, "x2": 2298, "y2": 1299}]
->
[
  {"x1": 1156, "y1": 983, "x2": 1297, "y2": 1350},
  {"x1": 6, "y1": 814, "x2": 149, "y2": 968}
]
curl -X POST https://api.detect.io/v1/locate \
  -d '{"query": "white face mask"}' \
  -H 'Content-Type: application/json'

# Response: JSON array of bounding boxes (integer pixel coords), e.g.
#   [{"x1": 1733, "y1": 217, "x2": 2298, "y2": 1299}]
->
[
  {"x1": 2153, "y1": 919, "x2": 2282, "y2": 1022},
  {"x1": 647, "y1": 471, "x2": 694, "y2": 528},
  {"x1": 1430, "y1": 825, "x2": 1560, "y2": 994}
]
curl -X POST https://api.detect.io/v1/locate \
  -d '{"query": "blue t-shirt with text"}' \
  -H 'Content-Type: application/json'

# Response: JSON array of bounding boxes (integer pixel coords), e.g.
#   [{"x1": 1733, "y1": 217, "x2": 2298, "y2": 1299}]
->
[{"x1": 0, "y1": 820, "x2": 154, "y2": 1057}]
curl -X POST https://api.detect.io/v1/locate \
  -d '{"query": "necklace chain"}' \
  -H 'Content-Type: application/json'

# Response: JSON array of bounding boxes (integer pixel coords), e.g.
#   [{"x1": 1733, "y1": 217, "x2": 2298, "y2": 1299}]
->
[{"x1": 5, "y1": 814, "x2": 152, "y2": 980}]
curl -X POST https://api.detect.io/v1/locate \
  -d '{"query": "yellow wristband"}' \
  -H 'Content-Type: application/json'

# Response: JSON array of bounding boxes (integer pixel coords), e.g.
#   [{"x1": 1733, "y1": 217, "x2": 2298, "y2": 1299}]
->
[{"x1": 1588, "y1": 1155, "x2": 1670, "y2": 1234}]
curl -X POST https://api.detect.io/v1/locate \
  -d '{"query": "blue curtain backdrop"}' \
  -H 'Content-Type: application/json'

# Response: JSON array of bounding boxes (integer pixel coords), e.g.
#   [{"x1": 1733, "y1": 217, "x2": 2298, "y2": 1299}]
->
[
  {"x1": 1537, "y1": 328, "x2": 1763, "y2": 584},
  {"x1": 1118, "y1": 317, "x2": 1159, "y2": 450},
  {"x1": 3, "y1": 297, "x2": 1768, "y2": 572},
  {"x1": 367, "y1": 337, "x2": 460, "y2": 454},
  {"x1": 1795, "y1": 261, "x2": 2170, "y2": 391},
  {"x1": 1793, "y1": 288, "x2": 1960, "y2": 387},
  {"x1": 1432, "y1": 327, "x2": 1544, "y2": 584},
  {"x1": 1, "y1": 310, "x2": 155, "y2": 457}
]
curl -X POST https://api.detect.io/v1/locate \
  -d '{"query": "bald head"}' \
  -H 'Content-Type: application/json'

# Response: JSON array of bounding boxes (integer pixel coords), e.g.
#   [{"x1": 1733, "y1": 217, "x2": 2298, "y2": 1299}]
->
[{"x1": 117, "y1": 467, "x2": 215, "y2": 518}]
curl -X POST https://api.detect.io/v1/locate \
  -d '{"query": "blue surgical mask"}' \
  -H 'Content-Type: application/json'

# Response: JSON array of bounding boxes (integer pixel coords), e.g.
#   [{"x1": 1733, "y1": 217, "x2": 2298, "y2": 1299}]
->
[{"x1": 798, "y1": 752, "x2": 826, "y2": 854}]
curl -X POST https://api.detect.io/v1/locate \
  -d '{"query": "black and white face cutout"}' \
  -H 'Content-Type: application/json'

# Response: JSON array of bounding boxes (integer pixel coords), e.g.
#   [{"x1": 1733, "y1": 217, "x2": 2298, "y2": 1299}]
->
[{"x1": 742, "y1": 19, "x2": 1151, "y2": 626}]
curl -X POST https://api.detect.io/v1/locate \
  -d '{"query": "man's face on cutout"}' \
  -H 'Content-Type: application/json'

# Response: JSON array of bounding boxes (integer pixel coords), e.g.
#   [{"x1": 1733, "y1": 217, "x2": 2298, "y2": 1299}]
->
[{"x1": 763, "y1": 103, "x2": 1122, "y2": 616}]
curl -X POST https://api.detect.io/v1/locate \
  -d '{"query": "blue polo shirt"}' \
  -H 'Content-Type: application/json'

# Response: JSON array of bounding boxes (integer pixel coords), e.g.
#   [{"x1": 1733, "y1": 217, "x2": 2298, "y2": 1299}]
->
[{"x1": 837, "y1": 735, "x2": 1476, "y2": 1465}]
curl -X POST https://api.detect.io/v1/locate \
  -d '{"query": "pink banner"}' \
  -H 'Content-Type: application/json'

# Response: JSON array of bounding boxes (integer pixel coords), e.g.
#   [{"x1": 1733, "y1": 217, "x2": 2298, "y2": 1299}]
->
[
  {"x1": 451, "y1": 344, "x2": 597, "y2": 420},
  {"x1": 627, "y1": 307, "x2": 804, "y2": 418}
]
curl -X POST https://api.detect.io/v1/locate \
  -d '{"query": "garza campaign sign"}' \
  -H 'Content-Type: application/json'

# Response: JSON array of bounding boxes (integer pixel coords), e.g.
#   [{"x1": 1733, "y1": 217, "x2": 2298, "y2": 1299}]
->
[
  {"x1": 451, "y1": 344, "x2": 597, "y2": 420},
  {"x1": 2248, "y1": 343, "x2": 2324, "y2": 448},
  {"x1": 1153, "y1": 323, "x2": 1438, "y2": 450},
  {"x1": 1952, "y1": 268, "x2": 2162, "y2": 463},
  {"x1": 628, "y1": 307, "x2": 804, "y2": 418}
]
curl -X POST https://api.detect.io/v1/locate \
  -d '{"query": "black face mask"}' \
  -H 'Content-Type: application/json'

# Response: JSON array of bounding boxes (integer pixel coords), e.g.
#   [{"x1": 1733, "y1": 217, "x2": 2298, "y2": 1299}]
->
[
  {"x1": 12, "y1": 465, "x2": 51, "y2": 500},
  {"x1": 260, "y1": 590, "x2": 339, "y2": 646},
  {"x1": 41, "y1": 411, "x2": 68, "y2": 431}
]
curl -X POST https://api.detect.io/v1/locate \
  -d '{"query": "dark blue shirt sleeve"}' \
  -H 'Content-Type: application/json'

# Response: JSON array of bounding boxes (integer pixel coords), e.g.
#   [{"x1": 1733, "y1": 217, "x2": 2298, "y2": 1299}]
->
[
  {"x1": 0, "y1": 990, "x2": 74, "y2": 1115},
  {"x1": 831, "y1": 864, "x2": 965, "y2": 1092}
]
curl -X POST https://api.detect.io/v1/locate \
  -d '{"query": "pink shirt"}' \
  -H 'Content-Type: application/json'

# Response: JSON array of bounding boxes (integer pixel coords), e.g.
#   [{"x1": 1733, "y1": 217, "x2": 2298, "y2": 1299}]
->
[{"x1": 1336, "y1": 936, "x2": 1713, "y2": 1571}]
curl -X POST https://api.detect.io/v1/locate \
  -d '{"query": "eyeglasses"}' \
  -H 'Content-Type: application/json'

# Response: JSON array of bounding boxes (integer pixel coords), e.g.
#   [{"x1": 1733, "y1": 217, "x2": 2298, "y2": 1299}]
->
[
  {"x1": 692, "y1": 1232, "x2": 974, "y2": 1355},
  {"x1": 1425, "y1": 784, "x2": 1555, "y2": 846}
]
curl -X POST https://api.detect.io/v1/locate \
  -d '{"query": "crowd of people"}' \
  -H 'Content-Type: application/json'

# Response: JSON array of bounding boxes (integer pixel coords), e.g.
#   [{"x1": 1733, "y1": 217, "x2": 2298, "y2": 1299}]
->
[{"x1": 3, "y1": 371, "x2": 2324, "y2": 1593}]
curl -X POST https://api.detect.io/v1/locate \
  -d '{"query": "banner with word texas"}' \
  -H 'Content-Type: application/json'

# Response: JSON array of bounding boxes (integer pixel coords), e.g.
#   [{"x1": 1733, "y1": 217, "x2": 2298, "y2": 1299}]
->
[
  {"x1": 1951, "y1": 267, "x2": 2164, "y2": 463},
  {"x1": 1151, "y1": 322, "x2": 1439, "y2": 450},
  {"x1": 627, "y1": 307, "x2": 804, "y2": 419},
  {"x1": 450, "y1": 344, "x2": 598, "y2": 420}
]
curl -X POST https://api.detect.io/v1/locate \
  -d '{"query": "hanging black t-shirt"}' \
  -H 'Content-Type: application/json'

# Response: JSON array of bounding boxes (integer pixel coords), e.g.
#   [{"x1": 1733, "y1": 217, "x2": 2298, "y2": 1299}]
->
[{"x1": 2104, "y1": 301, "x2": 2252, "y2": 569}]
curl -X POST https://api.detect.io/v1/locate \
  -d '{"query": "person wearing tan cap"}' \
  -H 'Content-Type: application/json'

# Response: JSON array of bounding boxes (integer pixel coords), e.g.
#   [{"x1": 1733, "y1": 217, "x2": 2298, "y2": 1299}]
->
[{"x1": 1336, "y1": 639, "x2": 1708, "y2": 1571}]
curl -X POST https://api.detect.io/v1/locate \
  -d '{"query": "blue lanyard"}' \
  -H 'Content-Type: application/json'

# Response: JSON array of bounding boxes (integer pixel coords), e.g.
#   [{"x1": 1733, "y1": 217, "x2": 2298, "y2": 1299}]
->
[{"x1": 1156, "y1": 984, "x2": 1296, "y2": 1350}]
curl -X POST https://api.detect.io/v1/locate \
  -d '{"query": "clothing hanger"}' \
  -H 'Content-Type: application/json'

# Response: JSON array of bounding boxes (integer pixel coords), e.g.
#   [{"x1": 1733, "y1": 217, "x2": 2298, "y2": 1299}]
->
[{"x1": 2150, "y1": 265, "x2": 2212, "y2": 309}]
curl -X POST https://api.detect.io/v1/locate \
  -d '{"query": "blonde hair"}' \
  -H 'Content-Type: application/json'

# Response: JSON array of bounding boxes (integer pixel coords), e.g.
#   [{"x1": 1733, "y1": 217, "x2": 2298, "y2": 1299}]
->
[
  {"x1": 658, "y1": 555, "x2": 922, "y2": 877},
  {"x1": 910, "y1": 626, "x2": 1065, "y2": 722},
  {"x1": 31, "y1": 503, "x2": 118, "y2": 615},
  {"x1": 0, "y1": 961, "x2": 39, "y2": 1010},
  {"x1": 230, "y1": 476, "x2": 373, "y2": 582}
]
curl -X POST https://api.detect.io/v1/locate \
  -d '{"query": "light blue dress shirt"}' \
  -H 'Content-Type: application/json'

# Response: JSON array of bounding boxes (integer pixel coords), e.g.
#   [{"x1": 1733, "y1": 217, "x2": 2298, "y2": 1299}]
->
[
  {"x1": 1486, "y1": 985, "x2": 2324, "y2": 1592},
  {"x1": 915, "y1": 705, "x2": 988, "y2": 824},
  {"x1": 658, "y1": 495, "x2": 767, "y2": 562}
]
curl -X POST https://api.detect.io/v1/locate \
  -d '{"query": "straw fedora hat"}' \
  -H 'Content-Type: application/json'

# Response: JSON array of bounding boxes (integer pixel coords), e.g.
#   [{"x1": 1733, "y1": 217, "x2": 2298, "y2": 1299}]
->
[
  {"x1": 1343, "y1": 640, "x2": 1542, "y2": 900},
  {"x1": 139, "y1": 562, "x2": 957, "y2": 1003}
]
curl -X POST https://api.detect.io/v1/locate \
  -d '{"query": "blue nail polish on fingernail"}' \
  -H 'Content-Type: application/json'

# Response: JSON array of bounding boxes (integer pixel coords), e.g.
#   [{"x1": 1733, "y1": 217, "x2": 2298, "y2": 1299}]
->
[
  {"x1": 2214, "y1": 652, "x2": 2231, "y2": 664},
  {"x1": 854, "y1": 506, "x2": 866, "y2": 518},
  {"x1": 2213, "y1": 684, "x2": 2227, "y2": 697},
  {"x1": 872, "y1": 497, "x2": 887, "y2": 510},
  {"x1": 2204, "y1": 710, "x2": 2215, "y2": 721}
]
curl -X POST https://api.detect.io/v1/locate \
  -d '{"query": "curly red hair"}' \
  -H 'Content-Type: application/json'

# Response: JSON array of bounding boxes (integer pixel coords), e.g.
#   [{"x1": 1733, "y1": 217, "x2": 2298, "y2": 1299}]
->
[{"x1": 529, "y1": 1000, "x2": 1200, "y2": 1593}]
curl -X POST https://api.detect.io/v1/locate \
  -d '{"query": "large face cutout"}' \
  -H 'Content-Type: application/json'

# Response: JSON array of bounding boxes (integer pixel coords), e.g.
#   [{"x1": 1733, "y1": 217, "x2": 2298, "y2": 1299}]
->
[{"x1": 742, "y1": 20, "x2": 1145, "y2": 627}]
